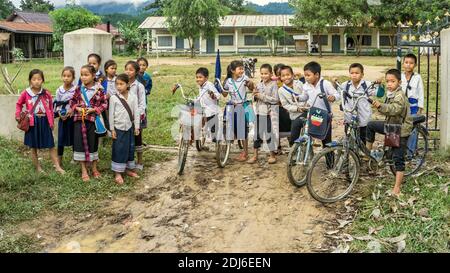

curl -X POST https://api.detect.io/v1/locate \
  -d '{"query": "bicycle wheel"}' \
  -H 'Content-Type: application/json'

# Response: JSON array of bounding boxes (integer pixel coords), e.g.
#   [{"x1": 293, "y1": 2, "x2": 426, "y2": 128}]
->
[
  {"x1": 390, "y1": 126, "x2": 428, "y2": 177},
  {"x1": 287, "y1": 141, "x2": 312, "y2": 187},
  {"x1": 307, "y1": 146, "x2": 360, "y2": 203},
  {"x1": 216, "y1": 140, "x2": 231, "y2": 168},
  {"x1": 177, "y1": 140, "x2": 189, "y2": 175}
]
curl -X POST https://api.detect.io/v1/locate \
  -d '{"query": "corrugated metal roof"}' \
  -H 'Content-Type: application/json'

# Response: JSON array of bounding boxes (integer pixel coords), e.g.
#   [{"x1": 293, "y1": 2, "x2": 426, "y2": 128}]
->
[
  {"x1": 139, "y1": 15, "x2": 296, "y2": 29},
  {"x1": 7, "y1": 11, "x2": 52, "y2": 24},
  {"x1": 0, "y1": 21, "x2": 53, "y2": 34}
]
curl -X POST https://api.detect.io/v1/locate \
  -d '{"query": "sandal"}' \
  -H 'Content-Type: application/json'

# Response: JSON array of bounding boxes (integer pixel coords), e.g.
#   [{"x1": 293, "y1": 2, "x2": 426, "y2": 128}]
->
[
  {"x1": 268, "y1": 156, "x2": 277, "y2": 164},
  {"x1": 247, "y1": 157, "x2": 258, "y2": 164},
  {"x1": 82, "y1": 174, "x2": 90, "y2": 182},
  {"x1": 236, "y1": 153, "x2": 248, "y2": 162},
  {"x1": 115, "y1": 176, "x2": 124, "y2": 185},
  {"x1": 92, "y1": 171, "x2": 102, "y2": 179},
  {"x1": 126, "y1": 171, "x2": 140, "y2": 178}
]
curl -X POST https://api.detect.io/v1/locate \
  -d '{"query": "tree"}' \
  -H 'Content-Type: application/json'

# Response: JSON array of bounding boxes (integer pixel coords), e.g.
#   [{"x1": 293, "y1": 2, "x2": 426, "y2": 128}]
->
[
  {"x1": 49, "y1": 5, "x2": 101, "y2": 52},
  {"x1": 118, "y1": 21, "x2": 146, "y2": 55},
  {"x1": 0, "y1": 0, "x2": 15, "y2": 19},
  {"x1": 163, "y1": 0, "x2": 228, "y2": 58},
  {"x1": 146, "y1": 0, "x2": 255, "y2": 16},
  {"x1": 256, "y1": 27, "x2": 287, "y2": 55},
  {"x1": 337, "y1": 0, "x2": 373, "y2": 56},
  {"x1": 289, "y1": 0, "x2": 338, "y2": 57},
  {"x1": 20, "y1": 0, "x2": 54, "y2": 12}
]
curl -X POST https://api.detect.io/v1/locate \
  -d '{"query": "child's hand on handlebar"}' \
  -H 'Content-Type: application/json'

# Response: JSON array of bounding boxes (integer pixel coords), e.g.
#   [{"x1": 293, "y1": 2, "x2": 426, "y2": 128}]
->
[
  {"x1": 372, "y1": 100, "x2": 382, "y2": 108},
  {"x1": 327, "y1": 95, "x2": 336, "y2": 102}
]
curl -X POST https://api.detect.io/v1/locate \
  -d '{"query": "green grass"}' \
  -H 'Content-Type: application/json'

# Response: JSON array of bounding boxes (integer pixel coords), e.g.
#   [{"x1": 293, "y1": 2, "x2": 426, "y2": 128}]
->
[
  {"x1": 0, "y1": 136, "x2": 172, "y2": 252},
  {"x1": 348, "y1": 153, "x2": 450, "y2": 253}
]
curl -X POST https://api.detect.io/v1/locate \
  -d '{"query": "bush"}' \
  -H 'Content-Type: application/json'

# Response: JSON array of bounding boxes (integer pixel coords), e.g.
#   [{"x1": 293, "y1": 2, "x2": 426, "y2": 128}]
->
[{"x1": 371, "y1": 49, "x2": 383, "y2": 56}]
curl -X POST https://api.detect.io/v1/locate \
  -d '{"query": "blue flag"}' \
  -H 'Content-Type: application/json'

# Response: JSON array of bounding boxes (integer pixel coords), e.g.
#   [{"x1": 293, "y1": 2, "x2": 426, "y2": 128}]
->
[{"x1": 214, "y1": 49, "x2": 222, "y2": 93}]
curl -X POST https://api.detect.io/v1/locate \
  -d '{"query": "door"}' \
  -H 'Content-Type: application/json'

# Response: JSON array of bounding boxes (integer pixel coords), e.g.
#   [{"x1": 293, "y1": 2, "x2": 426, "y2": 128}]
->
[
  {"x1": 206, "y1": 38, "x2": 215, "y2": 53},
  {"x1": 332, "y1": 35, "x2": 341, "y2": 53},
  {"x1": 176, "y1": 37, "x2": 184, "y2": 50}
]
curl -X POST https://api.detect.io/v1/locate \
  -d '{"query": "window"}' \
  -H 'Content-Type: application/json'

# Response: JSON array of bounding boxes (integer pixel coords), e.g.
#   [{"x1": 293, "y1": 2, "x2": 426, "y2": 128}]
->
[
  {"x1": 244, "y1": 35, "x2": 267, "y2": 46},
  {"x1": 219, "y1": 35, "x2": 234, "y2": 46},
  {"x1": 279, "y1": 35, "x2": 295, "y2": 46},
  {"x1": 357, "y1": 35, "x2": 372, "y2": 46},
  {"x1": 380, "y1": 35, "x2": 397, "y2": 46},
  {"x1": 313, "y1": 35, "x2": 328, "y2": 46},
  {"x1": 158, "y1": 36, "x2": 172, "y2": 47}
]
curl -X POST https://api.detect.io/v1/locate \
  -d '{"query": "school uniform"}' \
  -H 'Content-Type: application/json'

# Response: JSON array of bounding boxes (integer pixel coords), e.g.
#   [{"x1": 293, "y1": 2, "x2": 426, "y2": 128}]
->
[
  {"x1": 109, "y1": 93, "x2": 140, "y2": 173},
  {"x1": 223, "y1": 75, "x2": 250, "y2": 140},
  {"x1": 15, "y1": 88, "x2": 55, "y2": 149},
  {"x1": 70, "y1": 83, "x2": 107, "y2": 162},
  {"x1": 401, "y1": 72, "x2": 424, "y2": 115},
  {"x1": 129, "y1": 79, "x2": 147, "y2": 152},
  {"x1": 103, "y1": 76, "x2": 117, "y2": 97},
  {"x1": 138, "y1": 72, "x2": 153, "y2": 96},
  {"x1": 54, "y1": 84, "x2": 76, "y2": 156},
  {"x1": 197, "y1": 81, "x2": 220, "y2": 142},
  {"x1": 340, "y1": 80, "x2": 377, "y2": 144},
  {"x1": 278, "y1": 81, "x2": 308, "y2": 146},
  {"x1": 254, "y1": 80, "x2": 279, "y2": 151},
  {"x1": 367, "y1": 88, "x2": 413, "y2": 172}
]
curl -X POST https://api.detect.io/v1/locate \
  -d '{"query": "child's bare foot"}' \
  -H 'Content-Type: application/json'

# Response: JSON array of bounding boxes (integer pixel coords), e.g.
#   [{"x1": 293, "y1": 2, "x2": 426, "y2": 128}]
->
[
  {"x1": 392, "y1": 187, "x2": 401, "y2": 197},
  {"x1": 92, "y1": 170, "x2": 101, "y2": 179},
  {"x1": 126, "y1": 170, "x2": 140, "y2": 178},
  {"x1": 55, "y1": 166, "x2": 66, "y2": 175},
  {"x1": 247, "y1": 156, "x2": 258, "y2": 164},
  {"x1": 81, "y1": 173, "x2": 90, "y2": 182}
]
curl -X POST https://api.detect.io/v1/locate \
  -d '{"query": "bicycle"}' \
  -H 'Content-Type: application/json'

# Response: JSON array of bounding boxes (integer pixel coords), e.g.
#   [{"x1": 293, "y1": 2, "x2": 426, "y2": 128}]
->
[
  {"x1": 306, "y1": 81, "x2": 428, "y2": 203},
  {"x1": 172, "y1": 83, "x2": 205, "y2": 174},
  {"x1": 286, "y1": 93, "x2": 324, "y2": 187}
]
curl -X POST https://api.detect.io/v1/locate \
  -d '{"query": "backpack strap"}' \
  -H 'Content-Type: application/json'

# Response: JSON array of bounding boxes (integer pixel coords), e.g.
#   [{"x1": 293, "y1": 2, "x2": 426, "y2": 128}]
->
[
  {"x1": 115, "y1": 94, "x2": 134, "y2": 124},
  {"x1": 320, "y1": 80, "x2": 332, "y2": 114},
  {"x1": 29, "y1": 92, "x2": 43, "y2": 114},
  {"x1": 405, "y1": 73, "x2": 414, "y2": 98}
]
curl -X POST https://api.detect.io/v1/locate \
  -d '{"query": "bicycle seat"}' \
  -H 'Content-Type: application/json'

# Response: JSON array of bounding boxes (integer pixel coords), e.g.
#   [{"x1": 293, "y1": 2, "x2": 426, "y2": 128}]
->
[{"x1": 412, "y1": 115, "x2": 426, "y2": 125}]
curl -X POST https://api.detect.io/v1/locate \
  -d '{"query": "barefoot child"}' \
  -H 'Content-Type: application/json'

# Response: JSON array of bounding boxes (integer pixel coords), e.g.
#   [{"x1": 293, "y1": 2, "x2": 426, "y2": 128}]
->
[
  {"x1": 70, "y1": 65, "x2": 107, "y2": 182},
  {"x1": 195, "y1": 67, "x2": 221, "y2": 143},
  {"x1": 248, "y1": 64, "x2": 279, "y2": 164},
  {"x1": 278, "y1": 65, "x2": 309, "y2": 146},
  {"x1": 125, "y1": 61, "x2": 147, "y2": 170},
  {"x1": 15, "y1": 69, "x2": 65, "y2": 174},
  {"x1": 109, "y1": 74, "x2": 140, "y2": 184},
  {"x1": 367, "y1": 69, "x2": 413, "y2": 196},
  {"x1": 54, "y1": 66, "x2": 76, "y2": 165},
  {"x1": 222, "y1": 60, "x2": 255, "y2": 162}
]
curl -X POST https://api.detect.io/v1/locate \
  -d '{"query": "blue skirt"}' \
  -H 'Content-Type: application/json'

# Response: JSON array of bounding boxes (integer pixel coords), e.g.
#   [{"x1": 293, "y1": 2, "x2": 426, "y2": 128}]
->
[
  {"x1": 24, "y1": 116, "x2": 55, "y2": 149},
  {"x1": 58, "y1": 117, "x2": 74, "y2": 147}
]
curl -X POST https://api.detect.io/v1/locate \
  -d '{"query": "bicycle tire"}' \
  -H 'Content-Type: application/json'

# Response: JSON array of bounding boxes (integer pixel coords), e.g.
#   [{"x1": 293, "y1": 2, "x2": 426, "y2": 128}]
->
[
  {"x1": 286, "y1": 142, "x2": 312, "y2": 187},
  {"x1": 216, "y1": 140, "x2": 231, "y2": 168},
  {"x1": 177, "y1": 140, "x2": 189, "y2": 175},
  {"x1": 307, "y1": 146, "x2": 360, "y2": 203}
]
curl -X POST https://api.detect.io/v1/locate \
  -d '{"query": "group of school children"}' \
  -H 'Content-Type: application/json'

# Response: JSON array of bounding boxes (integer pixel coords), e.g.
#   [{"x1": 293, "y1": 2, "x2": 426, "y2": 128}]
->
[
  {"x1": 16, "y1": 52, "x2": 424, "y2": 196},
  {"x1": 15, "y1": 54, "x2": 152, "y2": 184},
  {"x1": 193, "y1": 54, "x2": 423, "y2": 197}
]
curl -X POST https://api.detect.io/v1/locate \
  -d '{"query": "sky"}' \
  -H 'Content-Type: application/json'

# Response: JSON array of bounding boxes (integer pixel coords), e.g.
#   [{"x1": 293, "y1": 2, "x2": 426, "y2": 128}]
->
[{"x1": 11, "y1": 0, "x2": 289, "y2": 8}]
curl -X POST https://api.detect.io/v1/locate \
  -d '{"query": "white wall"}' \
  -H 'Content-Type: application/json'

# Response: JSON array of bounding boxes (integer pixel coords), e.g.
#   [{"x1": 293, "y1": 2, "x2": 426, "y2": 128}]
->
[{"x1": 440, "y1": 28, "x2": 450, "y2": 149}]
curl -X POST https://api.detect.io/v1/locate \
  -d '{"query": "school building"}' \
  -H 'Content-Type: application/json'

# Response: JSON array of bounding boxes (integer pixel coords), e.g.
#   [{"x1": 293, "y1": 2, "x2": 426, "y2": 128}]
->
[{"x1": 138, "y1": 15, "x2": 398, "y2": 55}]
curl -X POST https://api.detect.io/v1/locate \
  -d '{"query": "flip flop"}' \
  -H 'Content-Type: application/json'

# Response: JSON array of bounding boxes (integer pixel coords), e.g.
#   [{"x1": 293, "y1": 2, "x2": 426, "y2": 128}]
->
[
  {"x1": 115, "y1": 176, "x2": 124, "y2": 185},
  {"x1": 126, "y1": 171, "x2": 140, "y2": 178},
  {"x1": 82, "y1": 174, "x2": 90, "y2": 182},
  {"x1": 92, "y1": 171, "x2": 102, "y2": 179},
  {"x1": 247, "y1": 157, "x2": 258, "y2": 164}
]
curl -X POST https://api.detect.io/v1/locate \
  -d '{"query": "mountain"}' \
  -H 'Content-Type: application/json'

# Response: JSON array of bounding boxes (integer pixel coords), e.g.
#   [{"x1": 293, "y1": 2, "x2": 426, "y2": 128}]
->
[
  {"x1": 247, "y1": 2, "x2": 293, "y2": 15},
  {"x1": 80, "y1": 1, "x2": 293, "y2": 16}
]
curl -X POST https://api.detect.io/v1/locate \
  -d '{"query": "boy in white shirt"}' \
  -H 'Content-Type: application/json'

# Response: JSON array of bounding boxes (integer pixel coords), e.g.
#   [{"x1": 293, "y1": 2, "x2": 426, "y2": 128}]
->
[
  {"x1": 196, "y1": 67, "x2": 221, "y2": 143},
  {"x1": 401, "y1": 53, "x2": 424, "y2": 116}
]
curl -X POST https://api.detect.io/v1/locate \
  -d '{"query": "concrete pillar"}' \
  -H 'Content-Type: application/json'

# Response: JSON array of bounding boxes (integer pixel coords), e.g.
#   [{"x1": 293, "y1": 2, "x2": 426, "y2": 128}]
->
[
  {"x1": 344, "y1": 33, "x2": 347, "y2": 55},
  {"x1": 440, "y1": 28, "x2": 450, "y2": 149},
  {"x1": 376, "y1": 29, "x2": 380, "y2": 49},
  {"x1": 151, "y1": 29, "x2": 157, "y2": 52},
  {"x1": 63, "y1": 28, "x2": 112, "y2": 78},
  {"x1": 146, "y1": 30, "x2": 150, "y2": 55},
  {"x1": 234, "y1": 28, "x2": 239, "y2": 54}
]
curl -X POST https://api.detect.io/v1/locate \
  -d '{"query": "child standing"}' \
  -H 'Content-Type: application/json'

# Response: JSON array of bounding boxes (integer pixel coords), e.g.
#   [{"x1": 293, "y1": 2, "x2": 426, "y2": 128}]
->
[
  {"x1": 223, "y1": 60, "x2": 255, "y2": 162},
  {"x1": 125, "y1": 61, "x2": 147, "y2": 170},
  {"x1": 195, "y1": 67, "x2": 221, "y2": 143},
  {"x1": 337, "y1": 63, "x2": 379, "y2": 144},
  {"x1": 54, "y1": 66, "x2": 76, "y2": 166},
  {"x1": 278, "y1": 65, "x2": 309, "y2": 146},
  {"x1": 248, "y1": 64, "x2": 279, "y2": 164},
  {"x1": 367, "y1": 69, "x2": 413, "y2": 196},
  {"x1": 15, "y1": 69, "x2": 65, "y2": 174},
  {"x1": 401, "y1": 53, "x2": 424, "y2": 115},
  {"x1": 302, "y1": 62, "x2": 340, "y2": 166},
  {"x1": 103, "y1": 59, "x2": 118, "y2": 98},
  {"x1": 109, "y1": 74, "x2": 140, "y2": 185},
  {"x1": 70, "y1": 65, "x2": 107, "y2": 182},
  {"x1": 137, "y1": 57, "x2": 153, "y2": 96}
]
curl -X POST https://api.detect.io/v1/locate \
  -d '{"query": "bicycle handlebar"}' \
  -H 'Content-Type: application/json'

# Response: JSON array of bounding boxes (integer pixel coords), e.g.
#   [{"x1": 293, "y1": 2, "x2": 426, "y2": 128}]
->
[{"x1": 334, "y1": 79, "x2": 380, "y2": 113}]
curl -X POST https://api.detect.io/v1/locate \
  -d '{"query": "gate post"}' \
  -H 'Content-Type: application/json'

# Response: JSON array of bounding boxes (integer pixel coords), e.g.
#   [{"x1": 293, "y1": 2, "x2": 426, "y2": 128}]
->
[{"x1": 441, "y1": 28, "x2": 450, "y2": 149}]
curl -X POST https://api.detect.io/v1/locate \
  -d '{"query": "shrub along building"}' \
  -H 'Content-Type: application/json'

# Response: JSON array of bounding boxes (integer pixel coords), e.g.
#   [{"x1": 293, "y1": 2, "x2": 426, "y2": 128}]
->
[
  {"x1": 0, "y1": 11, "x2": 54, "y2": 63},
  {"x1": 139, "y1": 15, "x2": 398, "y2": 55}
]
